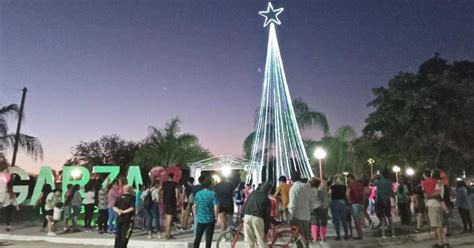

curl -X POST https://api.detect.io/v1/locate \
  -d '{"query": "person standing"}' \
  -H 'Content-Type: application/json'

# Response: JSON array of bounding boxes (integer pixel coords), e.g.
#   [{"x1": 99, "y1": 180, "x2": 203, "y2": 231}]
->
[
  {"x1": 414, "y1": 182, "x2": 428, "y2": 232},
  {"x1": 193, "y1": 178, "x2": 219, "y2": 248},
  {"x1": 274, "y1": 176, "x2": 291, "y2": 221},
  {"x1": 83, "y1": 184, "x2": 95, "y2": 232},
  {"x1": 234, "y1": 182, "x2": 245, "y2": 217},
  {"x1": 213, "y1": 176, "x2": 235, "y2": 232},
  {"x1": 330, "y1": 175, "x2": 349, "y2": 240},
  {"x1": 161, "y1": 173, "x2": 179, "y2": 239},
  {"x1": 142, "y1": 180, "x2": 161, "y2": 238},
  {"x1": 243, "y1": 182, "x2": 272, "y2": 248},
  {"x1": 108, "y1": 181, "x2": 121, "y2": 234},
  {"x1": 371, "y1": 170, "x2": 395, "y2": 238},
  {"x1": 35, "y1": 184, "x2": 52, "y2": 232},
  {"x1": 180, "y1": 177, "x2": 195, "y2": 231},
  {"x1": 70, "y1": 185, "x2": 82, "y2": 232},
  {"x1": 455, "y1": 180, "x2": 472, "y2": 233},
  {"x1": 97, "y1": 184, "x2": 109, "y2": 234},
  {"x1": 135, "y1": 185, "x2": 145, "y2": 229},
  {"x1": 63, "y1": 184, "x2": 73, "y2": 231},
  {"x1": 425, "y1": 169, "x2": 448, "y2": 248},
  {"x1": 309, "y1": 177, "x2": 330, "y2": 243},
  {"x1": 396, "y1": 178, "x2": 410, "y2": 225},
  {"x1": 346, "y1": 174, "x2": 365, "y2": 240},
  {"x1": 288, "y1": 171, "x2": 313, "y2": 247},
  {"x1": 2, "y1": 181, "x2": 19, "y2": 232},
  {"x1": 362, "y1": 178, "x2": 374, "y2": 228},
  {"x1": 113, "y1": 185, "x2": 135, "y2": 248}
]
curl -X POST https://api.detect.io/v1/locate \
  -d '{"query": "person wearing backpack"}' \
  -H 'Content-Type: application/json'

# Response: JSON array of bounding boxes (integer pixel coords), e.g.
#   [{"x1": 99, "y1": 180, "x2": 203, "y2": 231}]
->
[{"x1": 141, "y1": 179, "x2": 161, "y2": 239}]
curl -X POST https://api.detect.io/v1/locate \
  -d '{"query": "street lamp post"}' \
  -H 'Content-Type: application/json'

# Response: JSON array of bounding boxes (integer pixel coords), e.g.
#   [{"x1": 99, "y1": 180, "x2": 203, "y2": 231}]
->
[
  {"x1": 343, "y1": 171, "x2": 349, "y2": 185},
  {"x1": 314, "y1": 147, "x2": 327, "y2": 179},
  {"x1": 368, "y1": 158, "x2": 375, "y2": 178},
  {"x1": 393, "y1": 165, "x2": 401, "y2": 181}
]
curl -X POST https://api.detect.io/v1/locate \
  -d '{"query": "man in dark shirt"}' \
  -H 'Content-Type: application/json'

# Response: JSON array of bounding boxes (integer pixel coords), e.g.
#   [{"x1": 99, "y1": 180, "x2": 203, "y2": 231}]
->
[
  {"x1": 243, "y1": 182, "x2": 272, "y2": 248},
  {"x1": 213, "y1": 177, "x2": 235, "y2": 232},
  {"x1": 161, "y1": 173, "x2": 179, "y2": 239},
  {"x1": 346, "y1": 174, "x2": 364, "y2": 240},
  {"x1": 113, "y1": 185, "x2": 135, "y2": 248}
]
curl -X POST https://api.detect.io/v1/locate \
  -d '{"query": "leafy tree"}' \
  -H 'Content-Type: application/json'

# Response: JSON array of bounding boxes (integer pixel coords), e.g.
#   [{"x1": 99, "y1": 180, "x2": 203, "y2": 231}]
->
[
  {"x1": 305, "y1": 126, "x2": 357, "y2": 177},
  {"x1": 134, "y1": 118, "x2": 211, "y2": 170},
  {"x1": 65, "y1": 134, "x2": 139, "y2": 170},
  {"x1": 363, "y1": 54, "x2": 474, "y2": 176},
  {"x1": 243, "y1": 98, "x2": 329, "y2": 158},
  {"x1": 0, "y1": 104, "x2": 43, "y2": 162}
]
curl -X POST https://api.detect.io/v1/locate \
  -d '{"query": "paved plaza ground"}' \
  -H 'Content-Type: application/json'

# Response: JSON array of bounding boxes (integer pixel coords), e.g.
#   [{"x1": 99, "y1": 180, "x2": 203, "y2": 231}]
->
[{"x1": 0, "y1": 215, "x2": 473, "y2": 248}]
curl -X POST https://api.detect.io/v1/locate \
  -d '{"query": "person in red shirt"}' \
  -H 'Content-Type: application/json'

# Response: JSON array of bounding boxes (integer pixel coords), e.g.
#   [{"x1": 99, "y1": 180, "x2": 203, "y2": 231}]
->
[{"x1": 346, "y1": 174, "x2": 365, "y2": 240}]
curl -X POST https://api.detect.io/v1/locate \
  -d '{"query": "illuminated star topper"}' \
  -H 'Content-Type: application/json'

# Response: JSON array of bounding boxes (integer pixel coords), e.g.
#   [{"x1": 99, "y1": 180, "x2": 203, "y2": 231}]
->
[{"x1": 258, "y1": 2, "x2": 284, "y2": 27}]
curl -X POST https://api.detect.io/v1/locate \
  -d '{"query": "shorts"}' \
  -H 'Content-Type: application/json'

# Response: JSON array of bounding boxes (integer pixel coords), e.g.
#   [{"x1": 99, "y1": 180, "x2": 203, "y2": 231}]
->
[
  {"x1": 164, "y1": 204, "x2": 176, "y2": 215},
  {"x1": 428, "y1": 206, "x2": 443, "y2": 228},
  {"x1": 375, "y1": 199, "x2": 392, "y2": 218},
  {"x1": 351, "y1": 204, "x2": 364, "y2": 218},
  {"x1": 45, "y1": 209, "x2": 54, "y2": 217},
  {"x1": 63, "y1": 205, "x2": 71, "y2": 218},
  {"x1": 219, "y1": 206, "x2": 234, "y2": 215}
]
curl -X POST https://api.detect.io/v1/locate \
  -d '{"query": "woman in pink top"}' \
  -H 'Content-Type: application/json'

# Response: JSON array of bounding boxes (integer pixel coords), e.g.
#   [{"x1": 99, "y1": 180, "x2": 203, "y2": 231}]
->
[{"x1": 107, "y1": 181, "x2": 120, "y2": 233}]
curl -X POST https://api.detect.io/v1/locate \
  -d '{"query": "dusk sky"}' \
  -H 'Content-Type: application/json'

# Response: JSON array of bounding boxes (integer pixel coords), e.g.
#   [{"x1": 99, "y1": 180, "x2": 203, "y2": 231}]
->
[{"x1": 1, "y1": 0, "x2": 473, "y2": 173}]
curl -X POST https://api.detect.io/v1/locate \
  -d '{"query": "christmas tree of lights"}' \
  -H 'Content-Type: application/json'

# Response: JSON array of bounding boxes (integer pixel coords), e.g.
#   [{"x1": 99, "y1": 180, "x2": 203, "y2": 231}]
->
[{"x1": 248, "y1": 3, "x2": 314, "y2": 185}]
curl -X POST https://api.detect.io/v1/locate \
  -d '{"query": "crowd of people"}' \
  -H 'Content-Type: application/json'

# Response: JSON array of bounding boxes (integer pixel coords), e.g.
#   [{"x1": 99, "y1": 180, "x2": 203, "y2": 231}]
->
[{"x1": 1, "y1": 168, "x2": 473, "y2": 248}]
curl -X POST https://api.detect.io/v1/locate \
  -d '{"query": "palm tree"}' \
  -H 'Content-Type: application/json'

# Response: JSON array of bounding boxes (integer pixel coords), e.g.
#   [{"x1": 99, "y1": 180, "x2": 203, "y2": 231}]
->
[
  {"x1": 134, "y1": 117, "x2": 211, "y2": 169},
  {"x1": 0, "y1": 104, "x2": 43, "y2": 163},
  {"x1": 243, "y1": 98, "x2": 329, "y2": 158},
  {"x1": 306, "y1": 125, "x2": 358, "y2": 177}
]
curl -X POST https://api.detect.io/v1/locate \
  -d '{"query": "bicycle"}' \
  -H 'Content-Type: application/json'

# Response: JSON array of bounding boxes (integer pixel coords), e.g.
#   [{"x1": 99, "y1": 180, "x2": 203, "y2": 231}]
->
[{"x1": 216, "y1": 218, "x2": 307, "y2": 248}]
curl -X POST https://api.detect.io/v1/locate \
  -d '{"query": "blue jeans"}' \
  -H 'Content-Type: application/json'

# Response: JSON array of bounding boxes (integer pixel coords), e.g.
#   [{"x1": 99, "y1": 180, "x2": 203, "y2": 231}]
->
[
  {"x1": 330, "y1": 200, "x2": 348, "y2": 238},
  {"x1": 71, "y1": 205, "x2": 81, "y2": 229},
  {"x1": 144, "y1": 203, "x2": 160, "y2": 232},
  {"x1": 108, "y1": 207, "x2": 116, "y2": 232}
]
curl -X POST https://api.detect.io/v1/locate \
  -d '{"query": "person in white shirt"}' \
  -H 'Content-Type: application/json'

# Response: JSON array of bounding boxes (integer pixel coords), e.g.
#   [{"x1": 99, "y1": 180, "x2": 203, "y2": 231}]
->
[
  {"x1": 83, "y1": 184, "x2": 96, "y2": 232},
  {"x1": 3, "y1": 182, "x2": 19, "y2": 232},
  {"x1": 141, "y1": 180, "x2": 162, "y2": 238},
  {"x1": 45, "y1": 188, "x2": 61, "y2": 236}
]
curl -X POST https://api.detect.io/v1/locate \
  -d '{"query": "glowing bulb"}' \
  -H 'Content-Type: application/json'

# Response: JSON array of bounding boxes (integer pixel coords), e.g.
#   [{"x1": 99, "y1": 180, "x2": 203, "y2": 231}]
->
[
  {"x1": 222, "y1": 166, "x2": 231, "y2": 177},
  {"x1": 314, "y1": 147, "x2": 327, "y2": 159},
  {"x1": 71, "y1": 169, "x2": 82, "y2": 179},
  {"x1": 406, "y1": 168, "x2": 415, "y2": 176},
  {"x1": 392, "y1": 166, "x2": 401, "y2": 173}
]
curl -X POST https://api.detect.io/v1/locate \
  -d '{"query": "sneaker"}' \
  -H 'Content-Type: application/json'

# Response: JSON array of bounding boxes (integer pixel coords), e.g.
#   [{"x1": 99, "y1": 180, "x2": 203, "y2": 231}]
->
[
  {"x1": 47, "y1": 232, "x2": 57, "y2": 236},
  {"x1": 63, "y1": 227, "x2": 68, "y2": 232},
  {"x1": 98, "y1": 230, "x2": 104, "y2": 234},
  {"x1": 381, "y1": 235, "x2": 387, "y2": 239},
  {"x1": 177, "y1": 228, "x2": 185, "y2": 233},
  {"x1": 166, "y1": 235, "x2": 176, "y2": 240},
  {"x1": 414, "y1": 229, "x2": 420, "y2": 233},
  {"x1": 391, "y1": 235, "x2": 396, "y2": 238},
  {"x1": 156, "y1": 233, "x2": 162, "y2": 239},
  {"x1": 84, "y1": 229, "x2": 92, "y2": 233}
]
